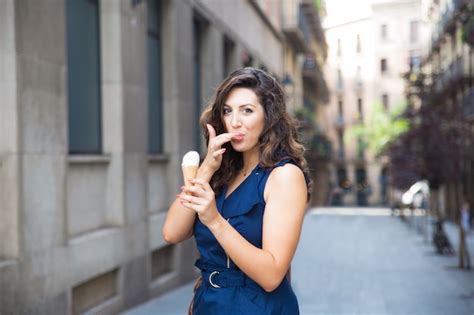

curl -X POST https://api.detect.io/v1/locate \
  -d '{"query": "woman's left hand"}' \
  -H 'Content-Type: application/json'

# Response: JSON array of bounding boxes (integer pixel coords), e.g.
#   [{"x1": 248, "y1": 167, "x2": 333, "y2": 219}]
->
[{"x1": 179, "y1": 178, "x2": 221, "y2": 227}]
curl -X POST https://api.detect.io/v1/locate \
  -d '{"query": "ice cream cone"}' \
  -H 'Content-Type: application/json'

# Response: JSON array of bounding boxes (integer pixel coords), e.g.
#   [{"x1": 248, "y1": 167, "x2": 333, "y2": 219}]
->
[
  {"x1": 182, "y1": 151, "x2": 200, "y2": 194},
  {"x1": 182, "y1": 165, "x2": 198, "y2": 191}
]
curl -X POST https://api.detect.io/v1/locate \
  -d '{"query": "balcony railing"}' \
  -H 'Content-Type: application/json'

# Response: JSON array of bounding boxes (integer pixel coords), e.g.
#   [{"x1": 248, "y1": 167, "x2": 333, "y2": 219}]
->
[
  {"x1": 282, "y1": 0, "x2": 311, "y2": 53},
  {"x1": 453, "y1": 0, "x2": 470, "y2": 11},
  {"x1": 433, "y1": 56, "x2": 472, "y2": 94},
  {"x1": 432, "y1": 0, "x2": 469, "y2": 47}
]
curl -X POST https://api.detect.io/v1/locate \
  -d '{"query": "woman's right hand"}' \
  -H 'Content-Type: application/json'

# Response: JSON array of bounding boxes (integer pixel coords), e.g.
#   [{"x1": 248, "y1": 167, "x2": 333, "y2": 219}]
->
[{"x1": 201, "y1": 124, "x2": 236, "y2": 174}]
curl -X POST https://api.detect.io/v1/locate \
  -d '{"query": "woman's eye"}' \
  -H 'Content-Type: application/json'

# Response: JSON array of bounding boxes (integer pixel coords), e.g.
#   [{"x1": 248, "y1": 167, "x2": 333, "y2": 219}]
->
[
  {"x1": 243, "y1": 108, "x2": 253, "y2": 114},
  {"x1": 223, "y1": 108, "x2": 231, "y2": 115}
]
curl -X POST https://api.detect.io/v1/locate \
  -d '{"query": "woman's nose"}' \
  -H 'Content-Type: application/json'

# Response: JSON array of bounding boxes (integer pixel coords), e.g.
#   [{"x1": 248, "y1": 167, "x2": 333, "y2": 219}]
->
[{"x1": 230, "y1": 113, "x2": 242, "y2": 127}]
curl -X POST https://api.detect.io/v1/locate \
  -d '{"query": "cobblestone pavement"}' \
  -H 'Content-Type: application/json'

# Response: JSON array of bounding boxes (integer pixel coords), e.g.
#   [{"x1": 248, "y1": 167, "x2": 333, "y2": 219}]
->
[{"x1": 125, "y1": 207, "x2": 474, "y2": 315}]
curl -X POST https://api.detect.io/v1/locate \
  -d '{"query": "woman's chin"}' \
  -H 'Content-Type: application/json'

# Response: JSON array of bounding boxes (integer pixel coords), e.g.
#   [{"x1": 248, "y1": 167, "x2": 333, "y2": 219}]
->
[
  {"x1": 231, "y1": 145, "x2": 246, "y2": 152},
  {"x1": 230, "y1": 142, "x2": 248, "y2": 152}
]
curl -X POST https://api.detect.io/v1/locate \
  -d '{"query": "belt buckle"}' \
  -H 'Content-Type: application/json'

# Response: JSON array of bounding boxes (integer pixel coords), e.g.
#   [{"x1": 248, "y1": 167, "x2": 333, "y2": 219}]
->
[{"x1": 208, "y1": 271, "x2": 221, "y2": 288}]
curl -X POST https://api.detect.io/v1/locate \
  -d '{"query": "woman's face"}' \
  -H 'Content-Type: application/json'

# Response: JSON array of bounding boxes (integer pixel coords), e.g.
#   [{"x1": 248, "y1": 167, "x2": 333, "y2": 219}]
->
[{"x1": 222, "y1": 87, "x2": 265, "y2": 153}]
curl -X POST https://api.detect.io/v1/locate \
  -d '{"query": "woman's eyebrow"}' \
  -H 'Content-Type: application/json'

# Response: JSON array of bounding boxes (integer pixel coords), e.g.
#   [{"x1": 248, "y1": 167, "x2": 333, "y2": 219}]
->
[{"x1": 223, "y1": 103, "x2": 256, "y2": 108}]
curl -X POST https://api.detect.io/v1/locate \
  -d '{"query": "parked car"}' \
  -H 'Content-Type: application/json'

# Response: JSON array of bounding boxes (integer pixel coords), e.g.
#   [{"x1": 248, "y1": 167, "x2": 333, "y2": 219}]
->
[{"x1": 401, "y1": 180, "x2": 429, "y2": 209}]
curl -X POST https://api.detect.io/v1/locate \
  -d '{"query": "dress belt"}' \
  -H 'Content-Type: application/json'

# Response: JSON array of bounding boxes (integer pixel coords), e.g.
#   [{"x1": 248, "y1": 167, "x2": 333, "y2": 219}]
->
[{"x1": 194, "y1": 259, "x2": 258, "y2": 289}]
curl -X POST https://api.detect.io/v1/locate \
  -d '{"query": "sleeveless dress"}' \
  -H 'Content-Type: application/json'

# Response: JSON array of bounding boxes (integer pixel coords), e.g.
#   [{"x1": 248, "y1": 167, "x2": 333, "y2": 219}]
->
[{"x1": 192, "y1": 159, "x2": 300, "y2": 314}]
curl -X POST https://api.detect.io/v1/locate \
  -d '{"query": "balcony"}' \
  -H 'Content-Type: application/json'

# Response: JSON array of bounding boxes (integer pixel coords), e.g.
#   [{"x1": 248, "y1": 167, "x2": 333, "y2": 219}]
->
[
  {"x1": 303, "y1": 53, "x2": 330, "y2": 102},
  {"x1": 281, "y1": 0, "x2": 309, "y2": 52},
  {"x1": 431, "y1": 26, "x2": 441, "y2": 52},
  {"x1": 434, "y1": 56, "x2": 472, "y2": 94},
  {"x1": 453, "y1": 0, "x2": 470, "y2": 12},
  {"x1": 282, "y1": 0, "x2": 325, "y2": 54},
  {"x1": 430, "y1": 1, "x2": 468, "y2": 52},
  {"x1": 441, "y1": 5, "x2": 456, "y2": 34}
]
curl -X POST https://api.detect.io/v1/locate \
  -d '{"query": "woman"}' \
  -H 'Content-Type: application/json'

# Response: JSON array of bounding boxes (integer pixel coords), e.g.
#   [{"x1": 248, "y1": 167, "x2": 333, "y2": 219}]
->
[{"x1": 162, "y1": 67, "x2": 311, "y2": 314}]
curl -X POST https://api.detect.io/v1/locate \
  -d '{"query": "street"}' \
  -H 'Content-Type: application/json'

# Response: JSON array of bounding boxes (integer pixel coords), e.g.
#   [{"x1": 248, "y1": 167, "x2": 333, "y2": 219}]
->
[{"x1": 126, "y1": 207, "x2": 474, "y2": 315}]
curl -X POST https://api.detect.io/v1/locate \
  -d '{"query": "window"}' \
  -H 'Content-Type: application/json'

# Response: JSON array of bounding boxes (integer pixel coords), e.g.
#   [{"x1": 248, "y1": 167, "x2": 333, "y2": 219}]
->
[
  {"x1": 410, "y1": 21, "x2": 419, "y2": 43},
  {"x1": 337, "y1": 69, "x2": 343, "y2": 90},
  {"x1": 409, "y1": 54, "x2": 421, "y2": 72},
  {"x1": 356, "y1": 34, "x2": 361, "y2": 53},
  {"x1": 72, "y1": 269, "x2": 118, "y2": 314},
  {"x1": 151, "y1": 245, "x2": 175, "y2": 280},
  {"x1": 193, "y1": 15, "x2": 206, "y2": 150},
  {"x1": 380, "y1": 58, "x2": 388, "y2": 74},
  {"x1": 356, "y1": 66, "x2": 362, "y2": 86},
  {"x1": 66, "y1": 0, "x2": 102, "y2": 154},
  {"x1": 338, "y1": 132, "x2": 345, "y2": 159},
  {"x1": 337, "y1": 168, "x2": 348, "y2": 188},
  {"x1": 357, "y1": 138, "x2": 364, "y2": 160},
  {"x1": 357, "y1": 98, "x2": 363, "y2": 120},
  {"x1": 148, "y1": 0, "x2": 163, "y2": 154},
  {"x1": 381, "y1": 24, "x2": 387, "y2": 40},
  {"x1": 382, "y1": 94, "x2": 389, "y2": 110},
  {"x1": 337, "y1": 38, "x2": 341, "y2": 57},
  {"x1": 223, "y1": 36, "x2": 236, "y2": 78}
]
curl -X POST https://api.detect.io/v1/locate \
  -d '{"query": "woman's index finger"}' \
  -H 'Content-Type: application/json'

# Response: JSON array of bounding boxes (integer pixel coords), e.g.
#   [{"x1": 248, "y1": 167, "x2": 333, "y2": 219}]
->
[
  {"x1": 212, "y1": 133, "x2": 235, "y2": 147},
  {"x1": 206, "y1": 124, "x2": 217, "y2": 139}
]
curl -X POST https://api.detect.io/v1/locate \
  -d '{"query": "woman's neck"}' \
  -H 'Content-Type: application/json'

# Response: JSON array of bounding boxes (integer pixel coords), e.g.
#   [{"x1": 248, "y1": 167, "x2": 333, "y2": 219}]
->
[{"x1": 242, "y1": 148, "x2": 260, "y2": 173}]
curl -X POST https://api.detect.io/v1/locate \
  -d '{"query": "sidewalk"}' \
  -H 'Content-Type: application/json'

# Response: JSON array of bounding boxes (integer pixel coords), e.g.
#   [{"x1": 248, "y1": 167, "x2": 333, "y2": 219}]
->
[
  {"x1": 444, "y1": 220, "x2": 474, "y2": 259},
  {"x1": 125, "y1": 283, "x2": 193, "y2": 315},
  {"x1": 404, "y1": 213, "x2": 474, "y2": 263},
  {"x1": 125, "y1": 207, "x2": 474, "y2": 315}
]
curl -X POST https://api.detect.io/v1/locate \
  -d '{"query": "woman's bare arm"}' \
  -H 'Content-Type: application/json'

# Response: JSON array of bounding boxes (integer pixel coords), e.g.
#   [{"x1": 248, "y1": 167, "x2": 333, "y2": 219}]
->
[{"x1": 162, "y1": 166, "x2": 214, "y2": 244}]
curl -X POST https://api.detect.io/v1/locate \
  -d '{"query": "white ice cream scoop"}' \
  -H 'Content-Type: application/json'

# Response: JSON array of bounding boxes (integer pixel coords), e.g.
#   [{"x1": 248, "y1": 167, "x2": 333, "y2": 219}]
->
[
  {"x1": 182, "y1": 151, "x2": 200, "y2": 166},
  {"x1": 182, "y1": 151, "x2": 200, "y2": 193}
]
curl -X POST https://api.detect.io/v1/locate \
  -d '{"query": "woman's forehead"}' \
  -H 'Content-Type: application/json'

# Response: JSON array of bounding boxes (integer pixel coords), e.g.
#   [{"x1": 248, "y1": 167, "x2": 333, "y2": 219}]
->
[{"x1": 224, "y1": 87, "x2": 260, "y2": 106}]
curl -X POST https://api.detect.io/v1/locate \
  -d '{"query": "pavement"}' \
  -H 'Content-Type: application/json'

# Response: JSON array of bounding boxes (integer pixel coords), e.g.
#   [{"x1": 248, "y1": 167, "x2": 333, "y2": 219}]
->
[{"x1": 124, "y1": 207, "x2": 474, "y2": 315}]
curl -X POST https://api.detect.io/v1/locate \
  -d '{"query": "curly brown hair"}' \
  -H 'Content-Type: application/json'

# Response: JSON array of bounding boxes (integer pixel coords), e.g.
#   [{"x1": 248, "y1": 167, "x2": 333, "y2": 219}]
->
[{"x1": 199, "y1": 67, "x2": 312, "y2": 201}]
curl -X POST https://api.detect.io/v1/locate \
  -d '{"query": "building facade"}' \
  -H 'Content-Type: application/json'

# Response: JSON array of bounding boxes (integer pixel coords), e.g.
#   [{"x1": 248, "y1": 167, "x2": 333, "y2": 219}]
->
[
  {"x1": 0, "y1": 0, "x2": 286, "y2": 313},
  {"x1": 281, "y1": 0, "x2": 331, "y2": 206},
  {"x1": 413, "y1": 0, "x2": 474, "y2": 221},
  {"x1": 324, "y1": 0, "x2": 426, "y2": 206}
]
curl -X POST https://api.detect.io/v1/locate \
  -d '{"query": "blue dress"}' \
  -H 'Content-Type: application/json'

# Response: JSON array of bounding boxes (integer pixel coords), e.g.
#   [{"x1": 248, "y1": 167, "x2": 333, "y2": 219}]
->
[{"x1": 192, "y1": 159, "x2": 300, "y2": 314}]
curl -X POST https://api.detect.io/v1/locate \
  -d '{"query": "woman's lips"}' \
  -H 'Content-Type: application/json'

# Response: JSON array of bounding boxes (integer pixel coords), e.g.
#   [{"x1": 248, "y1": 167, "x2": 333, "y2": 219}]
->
[{"x1": 233, "y1": 133, "x2": 245, "y2": 141}]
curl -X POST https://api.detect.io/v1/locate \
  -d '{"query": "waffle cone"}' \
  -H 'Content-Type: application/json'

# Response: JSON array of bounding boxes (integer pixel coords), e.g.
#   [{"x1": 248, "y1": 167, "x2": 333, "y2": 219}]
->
[{"x1": 182, "y1": 165, "x2": 198, "y2": 193}]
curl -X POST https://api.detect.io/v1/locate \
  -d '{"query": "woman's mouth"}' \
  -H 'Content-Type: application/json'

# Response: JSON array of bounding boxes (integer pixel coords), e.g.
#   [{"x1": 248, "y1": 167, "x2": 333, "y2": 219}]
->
[{"x1": 233, "y1": 133, "x2": 245, "y2": 141}]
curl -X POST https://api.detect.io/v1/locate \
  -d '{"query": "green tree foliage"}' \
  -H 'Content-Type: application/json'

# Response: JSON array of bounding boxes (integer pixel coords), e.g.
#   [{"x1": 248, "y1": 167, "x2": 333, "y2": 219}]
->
[{"x1": 345, "y1": 102, "x2": 410, "y2": 157}]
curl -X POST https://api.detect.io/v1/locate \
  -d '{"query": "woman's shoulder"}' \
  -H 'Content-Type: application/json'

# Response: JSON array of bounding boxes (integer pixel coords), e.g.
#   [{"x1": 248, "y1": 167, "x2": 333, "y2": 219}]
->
[
  {"x1": 269, "y1": 162, "x2": 304, "y2": 181},
  {"x1": 263, "y1": 161, "x2": 306, "y2": 201}
]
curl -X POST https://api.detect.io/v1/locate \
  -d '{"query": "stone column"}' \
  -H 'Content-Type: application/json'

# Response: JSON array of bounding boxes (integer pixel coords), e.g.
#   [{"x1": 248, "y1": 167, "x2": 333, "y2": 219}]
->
[
  {"x1": 10, "y1": 0, "x2": 68, "y2": 312},
  {"x1": 0, "y1": 0, "x2": 20, "y2": 311}
]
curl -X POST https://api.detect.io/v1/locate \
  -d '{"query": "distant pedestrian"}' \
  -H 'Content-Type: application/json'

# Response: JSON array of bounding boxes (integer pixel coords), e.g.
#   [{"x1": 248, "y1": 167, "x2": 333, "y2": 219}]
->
[
  {"x1": 460, "y1": 199, "x2": 471, "y2": 269},
  {"x1": 433, "y1": 219, "x2": 455, "y2": 255}
]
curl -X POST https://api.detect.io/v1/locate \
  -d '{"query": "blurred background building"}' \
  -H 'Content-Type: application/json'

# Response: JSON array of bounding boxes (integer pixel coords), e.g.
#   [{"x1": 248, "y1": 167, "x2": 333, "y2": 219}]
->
[
  {"x1": 403, "y1": 0, "x2": 474, "y2": 221},
  {"x1": 324, "y1": 0, "x2": 427, "y2": 206},
  {"x1": 0, "y1": 0, "x2": 328, "y2": 313}
]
